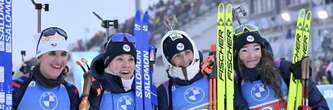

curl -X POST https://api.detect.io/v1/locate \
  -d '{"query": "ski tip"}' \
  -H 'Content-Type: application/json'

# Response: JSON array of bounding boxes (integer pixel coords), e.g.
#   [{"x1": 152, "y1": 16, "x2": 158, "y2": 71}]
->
[
  {"x1": 298, "y1": 8, "x2": 306, "y2": 17},
  {"x1": 135, "y1": 11, "x2": 141, "y2": 18},
  {"x1": 226, "y1": 3, "x2": 233, "y2": 8},
  {"x1": 226, "y1": 3, "x2": 233, "y2": 13},
  {"x1": 305, "y1": 10, "x2": 312, "y2": 20},
  {"x1": 218, "y1": 3, "x2": 224, "y2": 12},
  {"x1": 135, "y1": 11, "x2": 142, "y2": 24},
  {"x1": 143, "y1": 11, "x2": 149, "y2": 19},
  {"x1": 144, "y1": 11, "x2": 149, "y2": 16},
  {"x1": 136, "y1": 10, "x2": 141, "y2": 14}
]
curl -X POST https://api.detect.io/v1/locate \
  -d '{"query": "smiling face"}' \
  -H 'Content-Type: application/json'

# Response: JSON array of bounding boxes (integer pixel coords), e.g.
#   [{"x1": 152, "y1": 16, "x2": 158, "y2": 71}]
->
[
  {"x1": 39, "y1": 51, "x2": 69, "y2": 80},
  {"x1": 171, "y1": 50, "x2": 194, "y2": 68},
  {"x1": 239, "y1": 43, "x2": 262, "y2": 68},
  {"x1": 106, "y1": 54, "x2": 135, "y2": 80}
]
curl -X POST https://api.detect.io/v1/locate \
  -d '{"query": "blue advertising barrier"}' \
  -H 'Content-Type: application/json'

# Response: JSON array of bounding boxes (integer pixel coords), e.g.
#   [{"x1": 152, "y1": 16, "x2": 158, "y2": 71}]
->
[
  {"x1": 317, "y1": 85, "x2": 333, "y2": 109},
  {"x1": 0, "y1": 0, "x2": 12, "y2": 109}
]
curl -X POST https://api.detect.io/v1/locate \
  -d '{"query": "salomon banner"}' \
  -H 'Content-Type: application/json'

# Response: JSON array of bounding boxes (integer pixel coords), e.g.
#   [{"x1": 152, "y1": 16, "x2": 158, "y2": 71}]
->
[{"x1": 0, "y1": 0, "x2": 12, "y2": 109}]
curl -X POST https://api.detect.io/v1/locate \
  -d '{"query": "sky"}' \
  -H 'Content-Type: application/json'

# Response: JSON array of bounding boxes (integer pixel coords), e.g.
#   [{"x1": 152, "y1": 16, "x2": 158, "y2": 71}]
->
[{"x1": 12, "y1": 0, "x2": 158, "y2": 69}]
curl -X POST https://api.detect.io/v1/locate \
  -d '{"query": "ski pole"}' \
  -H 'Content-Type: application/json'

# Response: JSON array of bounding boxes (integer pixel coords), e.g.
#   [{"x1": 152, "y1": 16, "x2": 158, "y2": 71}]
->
[
  {"x1": 149, "y1": 46, "x2": 158, "y2": 109},
  {"x1": 211, "y1": 78, "x2": 217, "y2": 110},
  {"x1": 298, "y1": 56, "x2": 312, "y2": 110},
  {"x1": 201, "y1": 44, "x2": 216, "y2": 110},
  {"x1": 81, "y1": 58, "x2": 91, "y2": 70},
  {"x1": 76, "y1": 61, "x2": 87, "y2": 73},
  {"x1": 75, "y1": 60, "x2": 92, "y2": 110},
  {"x1": 211, "y1": 44, "x2": 217, "y2": 110}
]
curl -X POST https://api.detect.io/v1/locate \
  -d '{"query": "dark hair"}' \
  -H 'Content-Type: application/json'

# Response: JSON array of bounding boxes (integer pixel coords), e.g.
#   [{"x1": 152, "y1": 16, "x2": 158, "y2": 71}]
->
[{"x1": 237, "y1": 48, "x2": 284, "y2": 100}]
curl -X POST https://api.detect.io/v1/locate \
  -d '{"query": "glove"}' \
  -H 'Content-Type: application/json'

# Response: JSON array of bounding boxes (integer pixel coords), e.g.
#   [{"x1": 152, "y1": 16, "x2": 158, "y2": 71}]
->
[
  {"x1": 290, "y1": 56, "x2": 312, "y2": 79},
  {"x1": 201, "y1": 55, "x2": 215, "y2": 74}
]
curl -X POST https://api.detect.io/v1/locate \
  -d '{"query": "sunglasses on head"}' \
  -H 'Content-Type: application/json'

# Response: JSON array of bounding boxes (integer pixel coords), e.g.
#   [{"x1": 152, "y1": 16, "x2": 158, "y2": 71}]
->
[
  {"x1": 40, "y1": 27, "x2": 68, "y2": 39},
  {"x1": 235, "y1": 24, "x2": 260, "y2": 36},
  {"x1": 104, "y1": 33, "x2": 135, "y2": 49},
  {"x1": 108, "y1": 34, "x2": 134, "y2": 43},
  {"x1": 36, "y1": 27, "x2": 68, "y2": 51}
]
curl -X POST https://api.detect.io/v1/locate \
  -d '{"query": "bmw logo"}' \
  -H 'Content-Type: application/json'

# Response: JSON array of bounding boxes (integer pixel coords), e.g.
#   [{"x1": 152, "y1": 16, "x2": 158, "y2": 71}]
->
[
  {"x1": 251, "y1": 83, "x2": 269, "y2": 101},
  {"x1": 184, "y1": 86, "x2": 205, "y2": 104},
  {"x1": 117, "y1": 95, "x2": 134, "y2": 110},
  {"x1": 40, "y1": 92, "x2": 58, "y2": 110}
]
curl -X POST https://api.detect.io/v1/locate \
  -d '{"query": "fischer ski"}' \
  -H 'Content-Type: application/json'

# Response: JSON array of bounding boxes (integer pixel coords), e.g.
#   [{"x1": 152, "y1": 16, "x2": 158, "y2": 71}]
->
[
  {"x1": 217, "y1": 3, "x2": 226, "y2": 110},
  {"x1": 217, "y1": 3, "x2": 234, "y2": 110},
  {"x1": 134, "y1": 11, "x2": 155, "y2": 110},
  {"x1": 287, "y1": 9, "x2": 312, "y2": 110},
  {"x1": 225, "y1": 3, "x2": 234, "y2": 110}
]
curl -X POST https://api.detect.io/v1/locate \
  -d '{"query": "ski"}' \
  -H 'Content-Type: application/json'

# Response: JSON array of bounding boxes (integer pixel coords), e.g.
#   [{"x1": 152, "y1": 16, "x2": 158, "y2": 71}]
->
[
  {"x1": 141, "y1": 11, "x2": 153, "y2": 110},
  {"x1": 287, "y1": 9, "x2": 312, "y2": 110},
  {"x1": 225, "y1": 3, "x2": 234, "y2": 110},
  {"x1": 299, "y1": 10, "x2": 312, "y2": 110},
  {"x1": 217, "y1": 3, "x2": 234, "y2": 110},
  {"x1": 134, "y1": 11, "x2": 154, "y2": 110},
  {"x1": 134, "y1": 11, "x2": 144, "y2": 110},
  {"x1": 0, "y1": 0, "x2": 13, "y2": 109},
  {"x1": 217, "y1": 3, "x2": 226, "y2": 110}
]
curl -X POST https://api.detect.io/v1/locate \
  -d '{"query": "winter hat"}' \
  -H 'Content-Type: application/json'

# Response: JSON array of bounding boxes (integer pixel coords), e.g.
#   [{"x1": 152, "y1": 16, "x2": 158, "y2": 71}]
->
[
  {"x1": 233, "y1": 24, "x2": 270, "y2": 54},
  {"x1": 234, "y1": 31, "x2": 265, "y2": 53},
  {"x1": 233, "y1": 25, "x2": 273, "y2": 72},
  {"x1": 36, "y1": 27, "x2": 69, "y2": 57},
  {"x1": 103, "y1": 34, "x2": 136, "y2": 68},
  {"x1": 162, "y1": 30, "x2": 193, "y2": 63},
  {"x1": 161, "y1": 30, "x2": 201, "y2": 81}
]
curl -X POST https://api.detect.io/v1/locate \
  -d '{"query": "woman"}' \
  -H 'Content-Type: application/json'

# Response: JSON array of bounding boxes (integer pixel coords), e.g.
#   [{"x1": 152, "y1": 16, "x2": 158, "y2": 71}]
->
[
  {"x1": 233, "y1": 24, "x2": 328, "y2": 110},
  {"x1": 12, "y1": 27, "x2": 80, "y2": 110},
  {"x1": 88, "y1": 33, "x2": 137, "y2": 110},
  {"x1": 158, "y1": 30, "x2": 208, "y2": 110}
]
